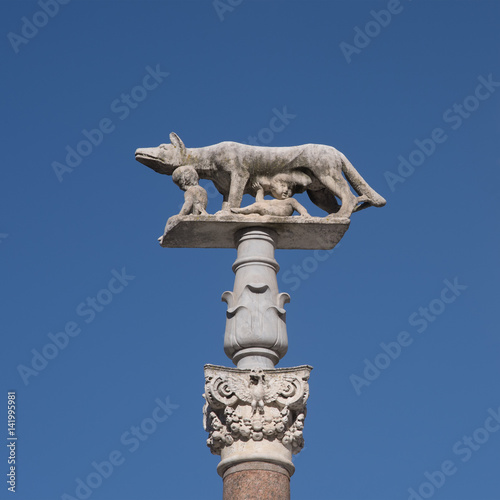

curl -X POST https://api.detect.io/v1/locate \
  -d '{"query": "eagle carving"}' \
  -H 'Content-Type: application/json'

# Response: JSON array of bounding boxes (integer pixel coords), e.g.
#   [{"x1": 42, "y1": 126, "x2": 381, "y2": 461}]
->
[{"x1": 210, "y1": 369, "x2": 298, "y2": 414}]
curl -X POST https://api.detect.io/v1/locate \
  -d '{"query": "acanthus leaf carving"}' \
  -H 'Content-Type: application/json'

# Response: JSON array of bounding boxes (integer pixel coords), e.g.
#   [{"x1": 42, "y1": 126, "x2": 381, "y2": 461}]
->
[
  {"x1": 223, "y1": 283, "x2": 289, "y2": 360},
  {"x1": 203, "y1": 365, "x2": 311, "y2": 456}
]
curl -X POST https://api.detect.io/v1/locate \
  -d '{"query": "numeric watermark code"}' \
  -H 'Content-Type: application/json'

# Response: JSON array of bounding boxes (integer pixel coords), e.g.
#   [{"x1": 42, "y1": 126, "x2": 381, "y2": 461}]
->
[{"x1": 7, "y1": 392, "x2": 16, "y2": 493}]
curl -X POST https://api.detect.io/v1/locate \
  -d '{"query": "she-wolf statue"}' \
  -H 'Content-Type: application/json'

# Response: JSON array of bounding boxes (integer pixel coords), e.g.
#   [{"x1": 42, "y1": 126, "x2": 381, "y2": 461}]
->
[{"x1": 135, "y1": 132, "x2": 386, "y2": 218}]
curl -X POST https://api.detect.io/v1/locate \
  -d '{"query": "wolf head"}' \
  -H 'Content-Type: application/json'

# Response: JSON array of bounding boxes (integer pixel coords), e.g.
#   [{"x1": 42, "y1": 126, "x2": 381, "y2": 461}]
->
[{"x1": 135, "y1": 132, "x2": 186, "y2": 175}]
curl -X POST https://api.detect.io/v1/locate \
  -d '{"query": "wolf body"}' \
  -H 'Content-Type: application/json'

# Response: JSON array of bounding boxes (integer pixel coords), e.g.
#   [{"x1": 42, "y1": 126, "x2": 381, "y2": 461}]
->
[{"x1": 135, "y1": 133, "x2": 386, "y2": 217}]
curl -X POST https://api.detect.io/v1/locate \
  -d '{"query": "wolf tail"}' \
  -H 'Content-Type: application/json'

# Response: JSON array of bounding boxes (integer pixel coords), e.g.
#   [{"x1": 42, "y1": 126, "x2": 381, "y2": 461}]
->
[{"x1": 340, "y1": 153, "x2": 386, "y2": 212}]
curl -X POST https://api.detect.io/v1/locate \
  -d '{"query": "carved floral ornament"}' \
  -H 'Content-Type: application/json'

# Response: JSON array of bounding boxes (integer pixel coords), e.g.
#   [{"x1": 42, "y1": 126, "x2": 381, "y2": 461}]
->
[{"x1": 203, "y1": 365, "x2": 312, "y2": 455}]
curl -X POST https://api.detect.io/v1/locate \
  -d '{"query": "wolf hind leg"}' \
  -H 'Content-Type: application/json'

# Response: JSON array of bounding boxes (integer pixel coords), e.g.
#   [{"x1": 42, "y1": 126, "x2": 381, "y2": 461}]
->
[
  {"x1": 352, "y1": 195, "x2": 372, "y2": 213},
  {"x1": 317, "y1": 174, "x2": 357, "y2": 218}
]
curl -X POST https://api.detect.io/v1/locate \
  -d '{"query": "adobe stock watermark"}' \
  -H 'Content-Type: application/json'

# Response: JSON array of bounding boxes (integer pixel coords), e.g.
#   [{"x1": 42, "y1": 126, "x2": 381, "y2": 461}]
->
[
  {"x1": 61, "y1": 396, "x2": 179, "y2": 500},
  {"x1": 213, "y1": 0, "x2": 243, "y2": 22},
  {"x1": 7, "y1": 0, "x2": 71, "y2": 54},
  {"x1": 280, "y1": 247, "x2": 337, "y2": 292},
  {"x1": 385, "y1": 74, "x2": 500, "y2": 192},
  {"x1": 339, "y1": 0, "x2": 411, "y2": 64},
  {"x1": 245, "y1": 107, "x2": 296, "y2": 146},
  {"x1": 52, "y1": 65, "x2": 169, "y2": 183},
  {"x1": 17, "y1": 268, "x2": 135, "y2": 386},
  {"x1": 407, "y1": 405, "x2": 500, "y2": 500},
  {"x1": 0, "y1": 233, "x2": 8, "y2": 244},
  {"x1": 350, "y1": 277, "x2": 467, "y2": 396}
]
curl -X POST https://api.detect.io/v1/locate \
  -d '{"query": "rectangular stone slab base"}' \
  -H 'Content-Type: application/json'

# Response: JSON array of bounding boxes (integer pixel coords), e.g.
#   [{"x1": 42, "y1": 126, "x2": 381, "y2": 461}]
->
[{"x1": 159, "y1": 214, "x2": 350, "y2": 249}]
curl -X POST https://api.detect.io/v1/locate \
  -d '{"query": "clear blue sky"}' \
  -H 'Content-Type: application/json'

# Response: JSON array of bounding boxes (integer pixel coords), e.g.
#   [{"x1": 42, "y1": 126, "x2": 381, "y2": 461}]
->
[{"x1": 1, "y1": 1, "x2": 499, "y2": 499}]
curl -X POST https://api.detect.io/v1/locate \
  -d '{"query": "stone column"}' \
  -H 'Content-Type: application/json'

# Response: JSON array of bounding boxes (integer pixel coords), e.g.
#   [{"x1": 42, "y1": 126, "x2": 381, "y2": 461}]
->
[
  {"x1": 162, "y1": 215, "x2": 349, "y2": 498},
  {"x1": 222, "y1": 227, "x2": 290, "y2": 369},
  {"x1": 206, "y1": 226, "x2": 313, "y2": 499}
]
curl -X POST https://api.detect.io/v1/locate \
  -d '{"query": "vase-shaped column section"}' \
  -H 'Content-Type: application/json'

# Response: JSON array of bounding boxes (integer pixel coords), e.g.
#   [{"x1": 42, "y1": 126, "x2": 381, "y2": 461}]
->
[{"x1": 222, "y1": 228, "x2": 290, "y2": 369}]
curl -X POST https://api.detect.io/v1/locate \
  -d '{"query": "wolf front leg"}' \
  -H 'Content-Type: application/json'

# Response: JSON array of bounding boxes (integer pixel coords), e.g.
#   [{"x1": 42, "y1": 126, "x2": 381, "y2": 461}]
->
[
  {"x1": 226, "y1": 171, "x2": 250, "y2": 211},
  {"x1": 220, "y1": 192, "x2": 229, "y2": 213}
]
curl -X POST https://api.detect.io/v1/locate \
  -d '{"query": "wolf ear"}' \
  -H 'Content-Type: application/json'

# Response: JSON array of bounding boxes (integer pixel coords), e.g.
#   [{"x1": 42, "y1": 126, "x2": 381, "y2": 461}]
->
[{"x1": 170, "y1": 132, "x2": 186, "y2": 158}]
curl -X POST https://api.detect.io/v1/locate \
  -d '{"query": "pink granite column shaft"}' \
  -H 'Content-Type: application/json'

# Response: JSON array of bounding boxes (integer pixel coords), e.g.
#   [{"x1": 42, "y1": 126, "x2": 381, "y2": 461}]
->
[{"x1": 222, "y1": 462, "x2": 290, "y2": 500}]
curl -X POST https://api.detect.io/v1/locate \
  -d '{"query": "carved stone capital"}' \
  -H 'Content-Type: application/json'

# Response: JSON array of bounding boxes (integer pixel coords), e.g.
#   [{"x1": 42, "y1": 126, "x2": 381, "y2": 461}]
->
[{"x1": 203, "y1": 364, "x2": 312, "y2": 477}]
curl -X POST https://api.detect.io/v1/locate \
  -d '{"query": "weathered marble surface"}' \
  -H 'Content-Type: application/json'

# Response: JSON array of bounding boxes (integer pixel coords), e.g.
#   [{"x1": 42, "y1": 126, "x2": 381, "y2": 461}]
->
[
  {"x1": 171, "y1": 165, "x2": 208, "y2": 215},
  {"x1": 158, "y1": 214, "x2": 349, "y2": 250},
  {"x1": 203, "y1": 364, "x2": 312, "y2": 477},
  {"x1": 136, "y1": 132, "x2": 386, "y2": 218},
  {"x1": 223, "y1": 228, "x2": 288, "y2": 369},
  {"x1": 231, "y1": 198, "x2": 310, "y2": 217}
]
